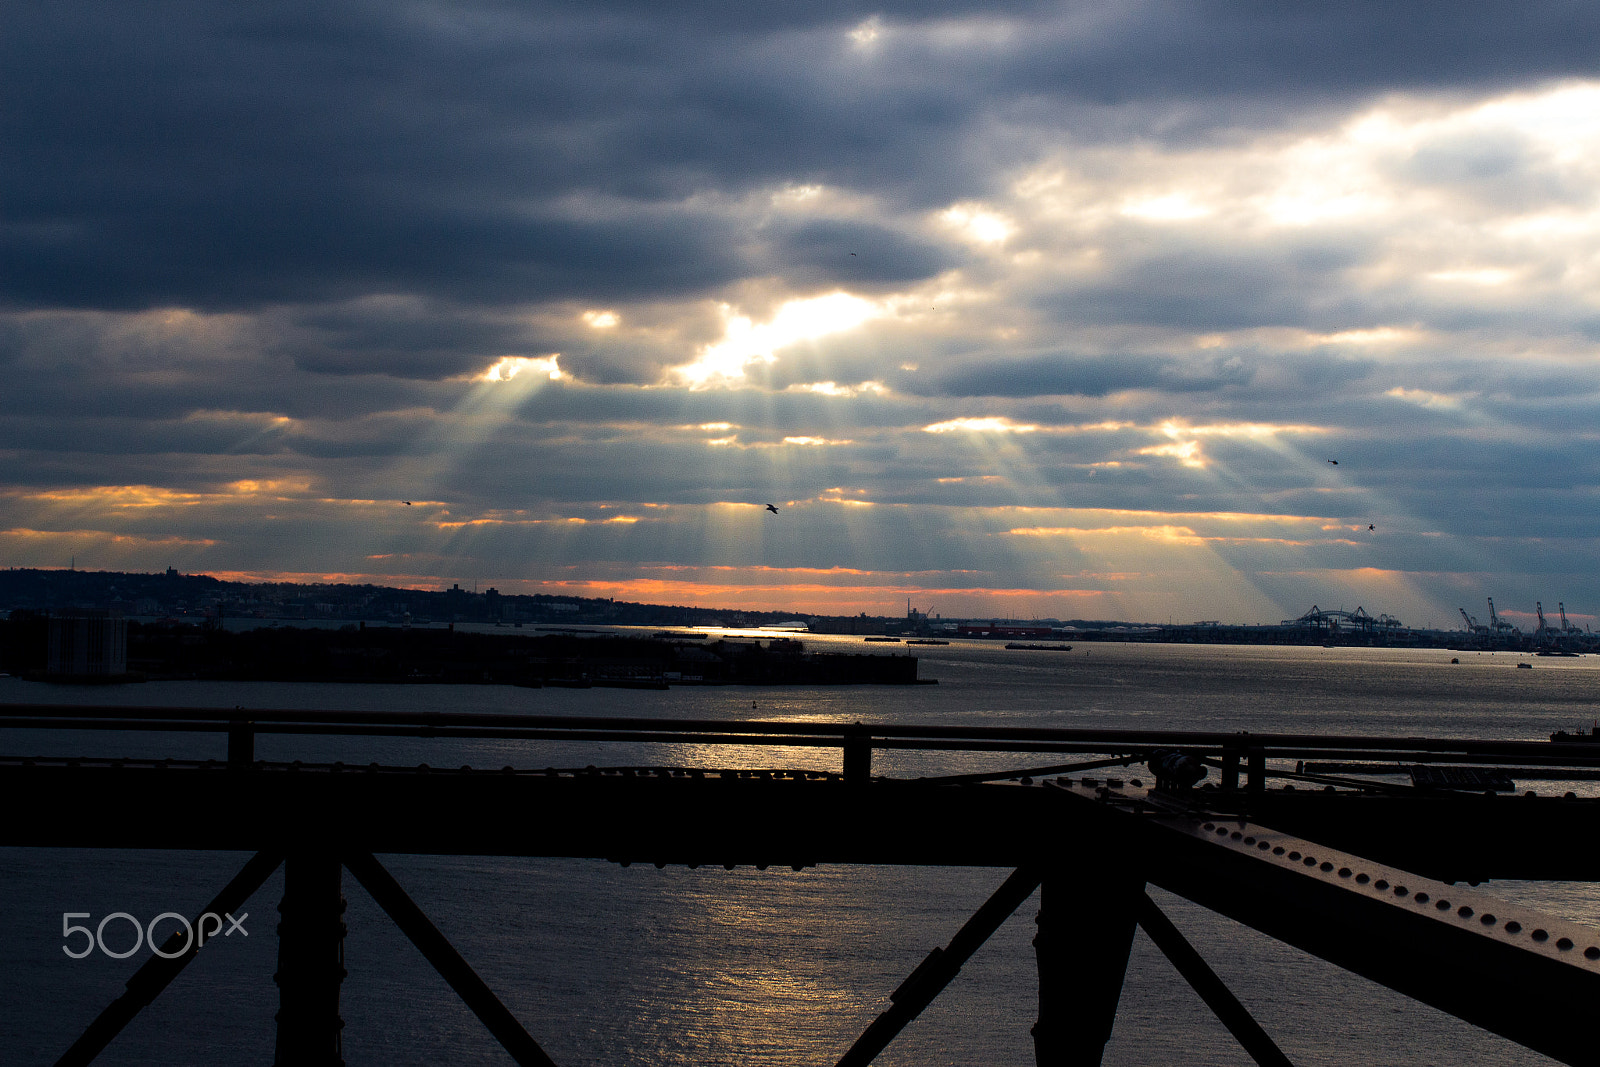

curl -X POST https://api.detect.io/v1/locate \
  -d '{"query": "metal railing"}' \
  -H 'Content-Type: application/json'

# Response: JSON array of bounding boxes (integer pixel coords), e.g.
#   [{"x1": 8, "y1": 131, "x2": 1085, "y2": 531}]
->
[{"x1": 6, "y1": 704, "x2": 1600, "y2": 784}]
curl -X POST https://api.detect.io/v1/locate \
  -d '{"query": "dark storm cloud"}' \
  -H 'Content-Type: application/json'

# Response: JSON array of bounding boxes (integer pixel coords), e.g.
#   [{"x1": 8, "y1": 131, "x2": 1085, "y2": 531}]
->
[
  {"x1": 7, "y1": 2, "x2": 1598, "y2": 315},
  {"x1": 284, "y1": 300, "x2": 558, "y2": 378},
  {"x1": 924, "y1": 351, "x2": 1253, "y2": 397},
  {"x1": 761, "y1": 220, "x2": 954, "y2": 286},
  {"x1": 1039, "y1": 240, "x2": 1374, "y2": 333}
]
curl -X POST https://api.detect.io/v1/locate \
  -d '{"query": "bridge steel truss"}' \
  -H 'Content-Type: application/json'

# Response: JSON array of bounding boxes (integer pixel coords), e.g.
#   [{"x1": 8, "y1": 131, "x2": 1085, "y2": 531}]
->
[{"x1": 6, "y1": 705, "x2": 1600, "y2": 1066}]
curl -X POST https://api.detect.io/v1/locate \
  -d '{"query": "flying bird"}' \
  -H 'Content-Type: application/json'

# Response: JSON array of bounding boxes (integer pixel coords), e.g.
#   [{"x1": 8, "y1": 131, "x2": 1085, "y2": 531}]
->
[
  {"x1": 1327, "y1": 459, "x2": 1338, "y2": 465},
  {"x1": 850, "y1": 252, "x2": 857, "y2": 256},
  {"x1": 765, "y1": 504, "x2": 780, "y2": 514},
  {"x1": 403, "y1": 501, "x2": 413, "y2": 505},
  {"x1": 1368, "y1": 524, "x2": 1375, "y2": 531}
]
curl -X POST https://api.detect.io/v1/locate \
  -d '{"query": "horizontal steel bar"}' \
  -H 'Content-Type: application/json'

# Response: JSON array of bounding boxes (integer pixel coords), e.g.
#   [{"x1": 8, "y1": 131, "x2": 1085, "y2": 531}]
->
[
  {"x1": 5, "y1": 705, "x2": 1598, "y2": 768},
  {"x1": 0, "y1": 702, "x2": 1587, "y2": 756}
]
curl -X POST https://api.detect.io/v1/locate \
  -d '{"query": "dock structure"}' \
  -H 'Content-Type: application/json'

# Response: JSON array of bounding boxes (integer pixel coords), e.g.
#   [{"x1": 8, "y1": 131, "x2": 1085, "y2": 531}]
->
[{"x1": 7, "y1": 705, "x2": 1600, "y2": 1065}]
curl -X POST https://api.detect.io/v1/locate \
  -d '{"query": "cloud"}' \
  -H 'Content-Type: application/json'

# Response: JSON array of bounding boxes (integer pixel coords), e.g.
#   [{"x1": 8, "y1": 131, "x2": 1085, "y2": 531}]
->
[{"x1": 6, "y1": 3, "x2": 1600, "y2": 621}]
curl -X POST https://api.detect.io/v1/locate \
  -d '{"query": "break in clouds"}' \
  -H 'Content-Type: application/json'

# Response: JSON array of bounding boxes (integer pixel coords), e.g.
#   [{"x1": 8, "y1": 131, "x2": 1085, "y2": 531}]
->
[{"x1": 4, "y1": 1, "x2": 1600, "y2": 625}]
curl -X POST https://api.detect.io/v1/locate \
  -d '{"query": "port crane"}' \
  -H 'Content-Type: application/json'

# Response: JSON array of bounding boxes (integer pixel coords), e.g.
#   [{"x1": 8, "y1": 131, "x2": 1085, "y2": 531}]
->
[
  {"x1": 1559, "y1": 603, "x2": 1584, "y2": 634},
  {"x1": 1487, "y1": 597, "x2": 1520, "y2": 635},
  {"x1": 1459, "y1": 607, "x2": 1489, "y2": 635}
]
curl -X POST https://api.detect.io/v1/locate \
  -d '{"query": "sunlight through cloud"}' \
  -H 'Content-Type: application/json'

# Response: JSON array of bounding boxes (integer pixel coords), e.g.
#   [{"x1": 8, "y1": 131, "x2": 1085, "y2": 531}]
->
[
  {"x1": 671, "y1": 293, "x2": 883, "y2": 389},
  {"x1": 481, "y1": 355, "x2": 562, "y2": 382},
  {"x1": 923, "y1": 416, "x2": 1039, "y2": 434}
]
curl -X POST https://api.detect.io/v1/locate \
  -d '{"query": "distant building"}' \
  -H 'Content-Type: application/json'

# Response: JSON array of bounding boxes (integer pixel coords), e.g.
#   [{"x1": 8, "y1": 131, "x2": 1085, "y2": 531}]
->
[
  {"x1": 956, "y1": 624, "x2": 1056, "y2": 638},
  {"x1": 48, "y1": 611, "x2": 128, "y2": 677}
]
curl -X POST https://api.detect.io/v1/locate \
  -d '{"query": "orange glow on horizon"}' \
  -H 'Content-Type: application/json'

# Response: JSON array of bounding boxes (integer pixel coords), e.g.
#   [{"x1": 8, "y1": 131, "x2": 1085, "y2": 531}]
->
[{"x1": 185, "y1": 569, "x2": 1113, "y2": 615}]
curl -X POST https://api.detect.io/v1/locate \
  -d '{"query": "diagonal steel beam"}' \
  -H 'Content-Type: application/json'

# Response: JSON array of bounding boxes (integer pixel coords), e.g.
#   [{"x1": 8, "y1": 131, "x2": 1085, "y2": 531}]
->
[
  {"x1": 342, "y1": 851, "x2": 557, "y2": 1067},
  {"x1": 55, "y1": 849, "x2": 283, "y2": 1067},
  {"x1": 1134, "y1": 893, "x2": 1293, "y2": 1067},
  {"x1": 837, "y1": 866, "x2": 1042, "y2": 1067},
  {"x1": 1051, "y1": 781, "x2": 1600, "y2": 1066}
]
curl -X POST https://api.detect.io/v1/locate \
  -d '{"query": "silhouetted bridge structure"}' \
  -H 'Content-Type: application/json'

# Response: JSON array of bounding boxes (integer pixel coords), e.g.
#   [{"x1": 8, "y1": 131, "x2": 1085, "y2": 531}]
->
[{"x1": 6, "y1": 704, "x2": 1600, "y2": 1065}]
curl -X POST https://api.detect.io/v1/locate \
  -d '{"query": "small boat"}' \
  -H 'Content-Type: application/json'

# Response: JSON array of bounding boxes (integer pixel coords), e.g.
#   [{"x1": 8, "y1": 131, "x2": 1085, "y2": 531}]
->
[
  {"x1": 906, "y1": 639, "x2": 949, "y2": 645},
  {"x1": 1553, "y1": 722, "x2": 1600, "y2": 743},
  {"x1": 1005, "y1": 643, "x2": 1073, "y2": 651},
  {"x1": 864, "y1": 636, "x2": 901, "y2": 643}
]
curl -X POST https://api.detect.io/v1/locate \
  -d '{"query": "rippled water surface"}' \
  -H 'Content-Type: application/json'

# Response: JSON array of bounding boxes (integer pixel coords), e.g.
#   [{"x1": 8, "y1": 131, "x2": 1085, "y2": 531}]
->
[{"x1": 3, "y1": 635, "x2": 1596, "y2": 1064}]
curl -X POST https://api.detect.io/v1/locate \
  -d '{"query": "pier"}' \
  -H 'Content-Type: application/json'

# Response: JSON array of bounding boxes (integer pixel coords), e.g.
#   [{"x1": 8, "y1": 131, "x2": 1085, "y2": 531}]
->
[{"x1": 6, "y1": 705, "x2": 1600, "y2": 1065}]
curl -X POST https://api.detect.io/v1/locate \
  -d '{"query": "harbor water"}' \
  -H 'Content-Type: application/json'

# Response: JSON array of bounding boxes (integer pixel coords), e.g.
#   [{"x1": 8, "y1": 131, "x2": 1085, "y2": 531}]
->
[{"x1": 2, "y1": 635, "x2": 1597, "y2": 1065}]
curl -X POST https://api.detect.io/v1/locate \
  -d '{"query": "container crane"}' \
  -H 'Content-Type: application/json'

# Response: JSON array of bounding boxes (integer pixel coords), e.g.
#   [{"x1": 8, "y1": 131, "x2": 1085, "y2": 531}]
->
[
  {"x1": 1460, "y1": 607, "x2": 1489, "y2": 634},
  {"x1": 1487, "y1": 597, "x2": 1519, "y2": 634},
  {"x1": 1534, "y1": 602, "x2": 1556, "y2": 647}
]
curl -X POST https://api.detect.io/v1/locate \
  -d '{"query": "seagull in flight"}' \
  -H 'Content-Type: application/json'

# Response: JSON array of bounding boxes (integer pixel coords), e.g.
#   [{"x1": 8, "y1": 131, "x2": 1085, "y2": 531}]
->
[
  {"x1": 1327, "y1": 459, "x2": 1339, "y2": 465},
  {"x1": 1368, "y1": 524, "x2": 1375, "y2": 531},
  {"x1": 403, "y1": 501, "x2": 413, "y2": 505},
  {"x1": 765, "y1": 504, "x2": 780, "y2": 514}
]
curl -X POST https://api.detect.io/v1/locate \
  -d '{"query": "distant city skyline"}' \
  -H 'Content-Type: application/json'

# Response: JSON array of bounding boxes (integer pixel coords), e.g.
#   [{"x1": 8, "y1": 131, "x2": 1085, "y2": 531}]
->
[{"x1": 5, "y1": 4, "x2": 1600, "y2": 627}]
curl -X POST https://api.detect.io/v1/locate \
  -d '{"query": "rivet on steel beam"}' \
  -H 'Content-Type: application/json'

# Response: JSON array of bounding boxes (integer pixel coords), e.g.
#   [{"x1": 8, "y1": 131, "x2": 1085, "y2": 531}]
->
[
  {"x1": 1257, "y1": 842, "x2": 1270, "y2": 851},
  {"x1": 1203, "y1": 823, "x2": 1216, "y2": 831},
  {"x1": 1436, "y1": 901, "x2": 1450, "y2": 911},
  {"x1": 1458, "y1": 906, "x2": 1473, "y2": 918},
  {"x1": 1505, "y1": 921, "x2": 1522, "y2": 934},
  {"x1": 1557, "y1": 938, "x2": 1574, "y2": 950},
  {"x1": 1395, "y1": 887, "x2": 1409, "y2": 897},
  {"x1": 1481, "y1": 914, "x2": 1497, "y2": 925},
  {"x1": 1273, "y1": 847, "x2": 1286, "y2": 856},
  {"x1": 1355, "y1": 873, "x2": 1370, "y2": 884},
  {"x1": 1320, "y1": 862, "x2": 1334, "y2": 872},
  {"x1": 1584, "y1": 947, "x2": 1599, "y2": 960},
  {"x1": 1338, "y1": 868, "x2": 1353, "y2": 878},
  {"x1": 1288, "y1": 851, "x2": 1302, "y2": 860},
  {"x1": 1415, "y1": 892, "x2": 1430, "y2": 904},
  {"x1": 1231, "y1": 831, "x2": 1243, "y2": 840},
  {"x1": 1303, "y1": 858, "x2": 1317, "y2": 867},
  {"x1": 1532, "y1": 929, "x2": 1549, "y2": 942},
  {"x1": 1243, "y1": 836, "x2": 1256, "y2": 845},
  {"x1": 1375, "y1": 880, "x2": 1389, "y2": 890}
]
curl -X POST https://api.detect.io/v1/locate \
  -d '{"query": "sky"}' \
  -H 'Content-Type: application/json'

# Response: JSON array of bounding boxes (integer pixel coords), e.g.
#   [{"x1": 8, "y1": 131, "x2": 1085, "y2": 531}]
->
[{"x1": 4, "y1": 2, "x2": 1600, "y2": 628}]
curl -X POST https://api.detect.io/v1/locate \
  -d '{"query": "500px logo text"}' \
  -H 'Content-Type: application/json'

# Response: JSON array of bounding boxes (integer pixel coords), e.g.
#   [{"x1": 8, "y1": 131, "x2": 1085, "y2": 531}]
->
[{"x1": 63, "y1": 911, "x2": 248, "y2": 959}]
